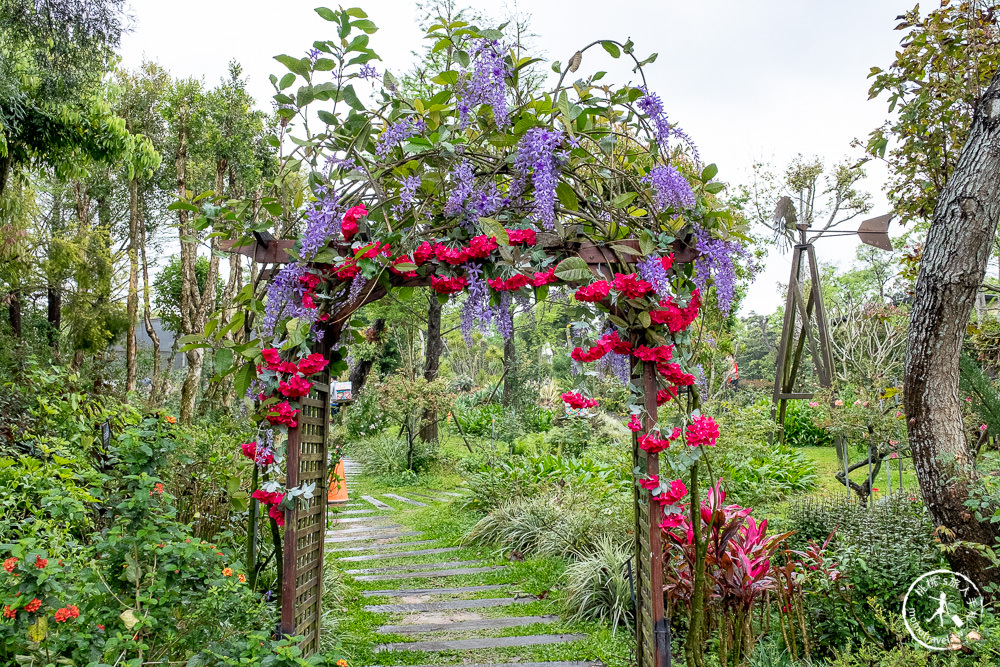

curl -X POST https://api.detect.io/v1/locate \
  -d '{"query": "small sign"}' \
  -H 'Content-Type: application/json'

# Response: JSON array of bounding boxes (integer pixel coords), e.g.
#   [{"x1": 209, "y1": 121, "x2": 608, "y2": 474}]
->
[{"x1": 333, "y1": 381, "x2": 353, "y2": 402}]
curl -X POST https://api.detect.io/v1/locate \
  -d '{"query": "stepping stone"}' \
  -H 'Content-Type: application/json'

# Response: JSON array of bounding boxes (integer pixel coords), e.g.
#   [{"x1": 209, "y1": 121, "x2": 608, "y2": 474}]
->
[
  {"x1": 330, "y1": 509, "x2": 377, "y2": 515},
  {"x1": 339, "y1": 547, "x2": 461, "y2": 562},
  {"x1": 361, "y1": 584, "x2": 507, "y2": 597},
  {"x1": 382, "y1": 493, "x2": 427, "y2": 507},
  {"x1": 362, "y1": 495, "x2": 393, "y2": 510},
  {"x1": 439, "y1": 492, "x2": 467, "y2": 497},
  {"x1": 364, "y1": 597, "x2": 527, "y2": 613},
  {"x1": 345, "y1": 560, "x2": 485, "y2": 575},
  {"x1": 405, "y1": 491, "x2": 453, "y2": 503},
  {"x1": 330, "y1": 515, "x2": 394, "y2": 524},
  {"x1": 327, "y1": 523, "x2": 402, "y2": 534},
  {"x1": 377, "y1": 633, "x2": 586, "y2": 652},
  {"x1": 378, "y1": 615, "x2": 558, "y2": 634},
  {"x1": 355, "y1": 565, "x2": 502, "y2": 581},
  {"x1": 331, "y1": 539, "x2": 438, "y2": 553},
  {"x1": 326, "y1": 531, "x2": 423, "y2": 544}
]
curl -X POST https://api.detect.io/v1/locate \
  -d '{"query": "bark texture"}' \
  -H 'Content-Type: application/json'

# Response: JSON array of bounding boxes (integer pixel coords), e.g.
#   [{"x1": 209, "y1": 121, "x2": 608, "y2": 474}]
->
[
  {"x1": 904, "y1": 71, "x2": 1000, "y2": 593},
  {"x1": 126, "y1": 177, "x2": 140, "y2": 393},
  {"x1": 419, "y1": 296, "x2": 443, "y2": 443}
]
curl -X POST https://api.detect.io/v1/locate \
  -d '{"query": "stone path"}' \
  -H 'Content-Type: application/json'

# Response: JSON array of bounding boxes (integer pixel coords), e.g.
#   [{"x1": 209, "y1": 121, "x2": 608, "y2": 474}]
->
[{"x1": 327, "y1": 458, "x2": 595, "y2": 667}]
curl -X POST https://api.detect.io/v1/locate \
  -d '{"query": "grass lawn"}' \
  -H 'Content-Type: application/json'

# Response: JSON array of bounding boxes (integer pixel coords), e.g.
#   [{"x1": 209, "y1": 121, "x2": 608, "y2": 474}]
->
[{"x1": 798, "y1": 445, "x2": 920, "y2": 499}]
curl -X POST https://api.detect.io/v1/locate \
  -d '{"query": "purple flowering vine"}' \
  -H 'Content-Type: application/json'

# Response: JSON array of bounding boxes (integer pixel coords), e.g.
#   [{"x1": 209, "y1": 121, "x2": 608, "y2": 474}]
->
[
  {"x1": 514, "y1": 128, "x2": 564, "y2": 230},
  {"x1": 645, "y1": 164, "x2": 695, "y2": 213},
  {"x1": 693, "y1": 227, "x2": 751, "y2": 315},
  {"x1": 637, "y1": 255, "x2": 672, "y2": 300},
  {"x1": 636, "y1": 86, "x2": 699, "y2": 161},
  {"x1": 457, "y1": 39, "x2": 510, "y2": 129},
  {"x1": 376, "y1": 116, "x2": 425, "y2": 157}
]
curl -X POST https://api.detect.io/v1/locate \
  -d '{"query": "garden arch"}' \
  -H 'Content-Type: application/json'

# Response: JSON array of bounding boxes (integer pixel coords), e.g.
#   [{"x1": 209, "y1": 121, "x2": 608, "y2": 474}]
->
[{"x1": 225, "y1": 234, "x2": 696, "y2": 664}]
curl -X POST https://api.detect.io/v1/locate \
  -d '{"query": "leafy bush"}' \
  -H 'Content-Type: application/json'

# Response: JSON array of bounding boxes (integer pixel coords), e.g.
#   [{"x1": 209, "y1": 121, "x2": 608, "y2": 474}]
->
[
  {"x1": 563, "y1": 536, "x2": 635, "y2": 628},
  {"x1": 783, "y1": 400, "x2": 833, "y2": 447},
  {"x1": 784, "y1": 493, "x2": 943, "y2": 651},
  {"x1": 719, "y1": 442, "x2": 818, "y2": 506},
  {"x1": 341, "y1": 384, "x2": 390, "y2": 440},
  {"x1": 350, "y1": 432, "x2": 438, "y2": 478}
]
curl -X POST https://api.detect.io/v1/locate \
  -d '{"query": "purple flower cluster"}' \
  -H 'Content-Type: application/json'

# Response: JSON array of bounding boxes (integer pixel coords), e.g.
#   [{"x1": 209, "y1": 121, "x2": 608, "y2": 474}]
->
[
  {"x1": 461, "y1": 263, "x2": 491, "y2": 344},
  {"x1": 637, "y1": 255, "x2": 672, "y2": 300},
  {"x1": 261, "y1": 263, "x2": 313, "y2": 336},
  {"x1": 300, "y1": 189, "x2": 343, "y2": 261},
  {"x1": 376, "y1": 116, "x2": 425, "y2": 157},
  {"x1": 324, "y1": 155, "x2": 356, "y2": 172},
  {"x1": 693, "y1": 227, "x2": 750, "y2": 315},
  {"x1": 348, "y1": 272, "x2": 366, "y2": 304},
  {"x1": 637, "y1": 87, "x2": 700, "y2": 161},
  {"x1": 359, "y1": 64, "x2": 380, "y2": 81},
  {"x1": 457, "y1": 39, "x2": 510, "y2": 129},
  {"x1": 444, "y1": 161, "x2": 475, "y2": 217},
  {"x1": 514, "y1": 128, "x2": 564, "y2": 230},
  {"x1": 392, "y1": 174, "x2": 421, "y2": 219},
  {"x1": 492, "y1": 292, "x2": 514, "y2": 340},
  {"x1": 645, "y1": 165, "x2": 695, "y2": 213}
]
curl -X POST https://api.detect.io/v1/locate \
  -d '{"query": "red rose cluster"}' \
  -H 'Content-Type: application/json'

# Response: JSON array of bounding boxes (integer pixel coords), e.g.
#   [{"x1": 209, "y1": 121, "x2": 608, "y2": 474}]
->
[
  {"x1": 649, "y1": 290, "x2": 701, "y2": 333},
  {"x1": 652, "y1": 478, "x2": 688, "y2": 507},
  {"x1": 561, "y1": 392, "x2": 598, "y2": 409},
  {"x1": 266, "y1": 401, "x2": 301, "y2": 429},
  {"x1": 341, "y1": 204, "x2": 367, "y2": 240},
  {"x1": 488, "y1": 274, "x2": 532, "y2": 291},
  {"x1": 431, "y1": 275, "x2": 468, "y2": 295},
  {"x1": 251, "y1": 490, "x2": 286, "y2": 527},
  {"x1": 686, "y1": 414, "x2": 720, "y2": 447},
  {"x1": 506, "y1": 228, "x2": 537, "y2": 245},
  {"x1": 637, "y1": 427, "x2": 682, "y2": 453},
  {"x1": 240, "y1": 441, "x2": 275, "y2": 465}
]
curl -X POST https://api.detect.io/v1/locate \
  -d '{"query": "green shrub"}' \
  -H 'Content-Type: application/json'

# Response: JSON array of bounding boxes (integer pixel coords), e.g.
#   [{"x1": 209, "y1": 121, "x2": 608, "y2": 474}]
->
[
  {"x1": 563, "y1": 536, "x2": 635, "y2": 628},
  {"x1": 783, "y1": 400, "x2": 833, "y2": 447},
  {"x1": 720, "y1": 442, "x2": 818, "y2": 506},
  {"x1": 341, "y1": 384, "x2": 390, "y2": 440},
  {"x1": 350, "y1": 432, "x2": 438, "y2": 477}
]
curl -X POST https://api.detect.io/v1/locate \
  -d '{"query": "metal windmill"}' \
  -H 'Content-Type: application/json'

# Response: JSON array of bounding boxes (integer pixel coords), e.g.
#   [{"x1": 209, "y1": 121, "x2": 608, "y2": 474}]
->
[{"x1": 769, "y1": 195, "x2": 892, "y2": 426}]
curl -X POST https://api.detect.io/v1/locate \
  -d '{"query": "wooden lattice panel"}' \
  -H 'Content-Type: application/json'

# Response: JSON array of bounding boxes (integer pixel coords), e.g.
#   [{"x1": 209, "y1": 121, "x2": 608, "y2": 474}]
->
[
  {"x1": 281, "y1": 365, "x2": 331, "y2": 656},
  {"x1": 634, "y1": 442, "x2": 656, "y2": 667}
]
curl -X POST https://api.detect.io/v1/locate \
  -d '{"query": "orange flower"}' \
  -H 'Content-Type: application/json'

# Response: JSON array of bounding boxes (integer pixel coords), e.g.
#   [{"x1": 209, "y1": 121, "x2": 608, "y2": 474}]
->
[
  {"x1": 222, "y1": 567, "x2": 233, "y2": 577},
  {"x1": 24, "y1": 598, "x2": 41, "y2": 613},
  {"x1": 164, "y1": 415, "x2": 177, "y2": 424},
  {"x1": 238, "y1": 573, "x2": 247, "y2": 583},
  {"x1": 337, "y1": 660, "x2": 348, "y2": 667}
]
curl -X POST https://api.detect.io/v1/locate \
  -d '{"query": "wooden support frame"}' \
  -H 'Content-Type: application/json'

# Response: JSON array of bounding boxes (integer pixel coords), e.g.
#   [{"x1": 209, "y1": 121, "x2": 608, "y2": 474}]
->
[{"x1": 772, "y1": 243, "x2": 835, "y2": 426}]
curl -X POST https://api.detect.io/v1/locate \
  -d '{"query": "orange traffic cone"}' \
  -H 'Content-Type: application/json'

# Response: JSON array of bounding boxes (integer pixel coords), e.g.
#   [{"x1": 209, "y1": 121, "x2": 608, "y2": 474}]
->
[{"x1": 328, "y1": 458, "x2": 349, "y2": 503}]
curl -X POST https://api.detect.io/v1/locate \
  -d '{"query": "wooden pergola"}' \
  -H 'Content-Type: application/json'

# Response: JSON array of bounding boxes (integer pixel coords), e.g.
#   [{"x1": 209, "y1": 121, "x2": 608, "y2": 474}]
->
[{"x1": 224, "y1": 234, "x2": 696, "y2": 665}]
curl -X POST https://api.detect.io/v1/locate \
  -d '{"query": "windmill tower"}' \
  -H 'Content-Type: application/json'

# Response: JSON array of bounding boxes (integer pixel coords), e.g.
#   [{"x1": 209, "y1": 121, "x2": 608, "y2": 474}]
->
[{"x1": 769, "y1": 194, "x2": 892, "y2": 426}]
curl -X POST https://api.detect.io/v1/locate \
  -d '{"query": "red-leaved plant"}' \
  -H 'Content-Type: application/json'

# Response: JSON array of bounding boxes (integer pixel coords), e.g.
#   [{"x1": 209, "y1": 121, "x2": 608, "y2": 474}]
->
[{"x1": 662, "y1": 481, "x2": 793, "y2": 665}]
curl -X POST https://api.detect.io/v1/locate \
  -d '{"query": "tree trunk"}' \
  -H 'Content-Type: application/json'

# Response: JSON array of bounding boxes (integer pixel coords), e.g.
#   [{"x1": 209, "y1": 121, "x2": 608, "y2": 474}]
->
[
  {"x1": 349, "y1": 319, "x2": 385, "y2": 393},
  {"x1": 139, "y1": 210, "x2": 162, "y2": 405},
  {"x1": 903, "y1": 70, "x2": 1000, "y2": 596},
  {"x1": 8, "y1": 289, "x2": 21, "y2": 338},
  {"x1": 126, "y1": 177, "x2": 140, "y2": 394},
  {"x1": 420, "y1": 295, "x2": 443, "y2": 442},
  {"x1": 46, "y1": 286, "x2": 61, "y2": 348},
  {"x1": 502, "y1": 335, "x2": 516, "y2": 407}
]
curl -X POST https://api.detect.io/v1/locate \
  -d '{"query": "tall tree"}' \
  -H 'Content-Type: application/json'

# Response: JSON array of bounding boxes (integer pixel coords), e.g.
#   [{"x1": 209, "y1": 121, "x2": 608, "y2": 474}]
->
[{"x1": 904, "y1": 68, "x2": 1000, "y2": 594}]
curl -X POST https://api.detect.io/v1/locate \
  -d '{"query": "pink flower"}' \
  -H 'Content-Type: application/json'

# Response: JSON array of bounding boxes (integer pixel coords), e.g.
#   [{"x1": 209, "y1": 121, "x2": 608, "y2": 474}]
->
[
  {"x1": 298, "y1": 352, "x2": 329, "y2": 376},
  {"x1": 966, "y1": 397, "x2": 973, "y2": 403},
  {"x1": 653, "y1": 478, "x2": 687, "y2": 506},
  {"x1": 659, "y1": 512, "x2": 685, "y2": 530},
  {"x1": 562, "y1": 392, "x2": 598, "y2": 409},
  {"x1": 686, "y1": 415, "x2": 719, "y2": 447},
  {"x1": 639, "y1": 475, "x2": 659, "y2": 491},
  {"x1": 532, "y1": 269, "x2": 557, "y2": 287},
  {"x1": 808, "y1": 401, "x2": 818, "y2": 407},
  {"x1": 342, "y1": 204, "x2": 367, "y2": 240},
  {"x1": 506, "y1": 228, "x2": 537, "y2": 245},
  {"x1": 627, "y1": 414, "x2": 642, "y2": 432},
  {"x1": 612, "y1": 272, "x2": 652, "y2": 299},
  {"x1": 981, "y1": 424, "x2": 988, "y2": 431},
  {"x1": 279, "y1": 375, "x2": 313, "y2": 398},
  {"x1": 266, "y1": 401, "x2": 301, "y2": 428},
  {"x1": 574, "y1": 280, "x2": 611, "y2": 303}
]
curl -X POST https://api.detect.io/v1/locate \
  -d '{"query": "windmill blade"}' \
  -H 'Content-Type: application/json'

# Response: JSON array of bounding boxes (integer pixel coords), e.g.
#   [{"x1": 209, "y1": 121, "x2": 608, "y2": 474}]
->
[
  {"x1": 769, "y1": 196, "x2": 797, "y2": 251},
  {"x1": 857, "y1": 213, "x2": 893, "y2": 251}
]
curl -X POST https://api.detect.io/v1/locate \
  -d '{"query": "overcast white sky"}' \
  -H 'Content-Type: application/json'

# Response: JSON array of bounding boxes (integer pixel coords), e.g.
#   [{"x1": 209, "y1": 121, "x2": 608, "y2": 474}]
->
[{"x1": 120, "y1": 0, "x2": 907, "y2": 315}]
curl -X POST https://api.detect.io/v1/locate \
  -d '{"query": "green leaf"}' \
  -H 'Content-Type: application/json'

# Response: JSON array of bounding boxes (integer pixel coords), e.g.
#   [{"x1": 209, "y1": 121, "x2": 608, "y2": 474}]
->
[
  {"x1": 393, "y1": 262, "x2": 418, "y2": 272},
  {"x1": 535, "y1": 284, "x2": 549, "y2": 302},
  {"x1": 274, "y1": 54, "x2": 310, "y2": 78},
  {"x1": 612, "y1": 191, "x2": 639, "y2": 208},
  {"x1": 351, "y1": 19, "x2": 378, "y2": 33},
  {"x1": 601, "y1": 41, "x2": 621, "y2": 58},
  {"x1": 431, "y1": 70, "x2": 459, "y2": 85},
  {"x1": 278, "y1": 73, "x2": 296, "y2": 90},
  {"x1": 478, "y1": 217, "x2": 510, "y2": 245},
  {"x1": 396, "y1": 286, "x2": 415, "y2": 301},
  {"x1": 214, "y1": 348, "x2": 234, "y2": 372},
  {"x1": 554, "y1": 256, "x2": 593, "y2": 282},
  {"x1": 556, "y1": 182, "x2": 579, "y2": 211},
  {"x1": 315, "y1": 6, "x2": 337, "y2": 21},
  {"x1": 479, "y1": 28, "x2": 503, "y2": 40},
  {"x1": 345, "y1": 7, "x2": 368, "y2": 18},
  {"x1": 639, "y1": 230, "x2": 656, "y2": 256},
  {"x1": 701, "y1": 163, "x2": 718, "y2": 181},
  {"x1": 317, "y1": 109, "x2": 337, "y2": 125},
  {"x1": 341, "y1": 84, "x2": 365, "y2": 111},
  {"x1": 313, "y1": 57, "x2": 337, "y2": 71},
  {"x1": 168, "y1": 201, "x2": 200, "y2": 212},
  {"x1": 233, "y1": 363, "x2": 256, "y2": 400},
  {"x1": 705, "y1": 182, "x2": 725, "y2": 194}
]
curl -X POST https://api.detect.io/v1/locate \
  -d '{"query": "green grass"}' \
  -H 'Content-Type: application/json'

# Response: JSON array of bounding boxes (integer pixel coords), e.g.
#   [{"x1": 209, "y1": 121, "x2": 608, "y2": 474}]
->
[{"x1": 798, "y1": 445, "x2": 919, "y2": 498}]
